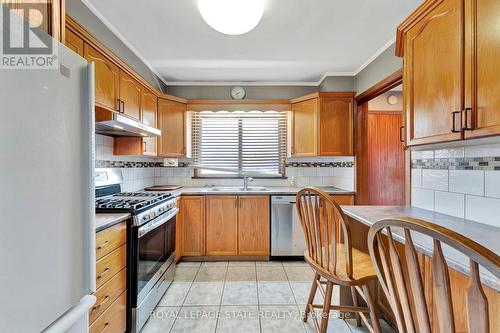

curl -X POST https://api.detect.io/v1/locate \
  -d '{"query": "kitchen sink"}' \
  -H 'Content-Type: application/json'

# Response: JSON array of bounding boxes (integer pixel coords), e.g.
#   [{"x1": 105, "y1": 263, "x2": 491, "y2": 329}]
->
[{"x1": 204, "y1": 186, "x2": 268, "y2": 192}]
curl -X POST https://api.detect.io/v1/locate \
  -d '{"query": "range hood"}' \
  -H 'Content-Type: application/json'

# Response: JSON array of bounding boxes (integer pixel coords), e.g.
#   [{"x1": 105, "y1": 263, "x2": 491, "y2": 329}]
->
[{"x1": 95, "y1": 111, "x2": 161, "y2": 137}]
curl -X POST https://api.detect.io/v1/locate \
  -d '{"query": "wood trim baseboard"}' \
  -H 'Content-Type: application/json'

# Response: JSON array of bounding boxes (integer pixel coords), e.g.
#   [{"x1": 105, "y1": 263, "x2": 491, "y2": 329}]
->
[
  {"x1": 180, "y1": 256, "x2": 270, "y2": 261},
  {"x1": 355, "y1": 69, "x2": 403, "y2": 105}
]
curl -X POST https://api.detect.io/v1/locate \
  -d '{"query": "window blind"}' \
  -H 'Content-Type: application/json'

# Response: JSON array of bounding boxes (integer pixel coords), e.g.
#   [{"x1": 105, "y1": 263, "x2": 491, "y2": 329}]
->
[{"x1": 191, "y1": 110, "x2": 288, "y2": 177}]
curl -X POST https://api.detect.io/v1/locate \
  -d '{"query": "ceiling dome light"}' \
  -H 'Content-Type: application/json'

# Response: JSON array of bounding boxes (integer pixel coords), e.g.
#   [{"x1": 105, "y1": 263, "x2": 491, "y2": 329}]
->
[{"x1": 197, "y1": 0, "x2": 264, "y2": 35}]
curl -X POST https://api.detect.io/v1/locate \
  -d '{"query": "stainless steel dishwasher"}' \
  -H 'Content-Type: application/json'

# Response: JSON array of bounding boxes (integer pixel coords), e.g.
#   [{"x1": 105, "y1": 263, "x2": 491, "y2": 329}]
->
[{"x1": 271, "y1": 196, "x2": 307, "y2": 257}]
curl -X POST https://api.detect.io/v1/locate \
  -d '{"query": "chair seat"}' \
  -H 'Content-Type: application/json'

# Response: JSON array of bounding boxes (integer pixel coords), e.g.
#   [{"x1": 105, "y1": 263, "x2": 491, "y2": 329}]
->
[{"x1": 304, "y1": 244, "x2": 377, "y2": 285}]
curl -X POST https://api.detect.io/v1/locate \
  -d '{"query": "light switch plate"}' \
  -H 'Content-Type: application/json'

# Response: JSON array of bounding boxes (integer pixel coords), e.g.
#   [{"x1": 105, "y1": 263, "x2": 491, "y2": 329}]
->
[{"x1": 163, "y1": 158, "x2": 178, "y2": 167}]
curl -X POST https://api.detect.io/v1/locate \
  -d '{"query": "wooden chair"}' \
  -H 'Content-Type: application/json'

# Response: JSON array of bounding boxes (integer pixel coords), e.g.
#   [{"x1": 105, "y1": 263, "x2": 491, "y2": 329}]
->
[
  {"x1": 367, "y1": 217, "x2": 500, "y2": 333},
  {"x1": 296, "y1": 188, "x2": 382, "y2": 333}
]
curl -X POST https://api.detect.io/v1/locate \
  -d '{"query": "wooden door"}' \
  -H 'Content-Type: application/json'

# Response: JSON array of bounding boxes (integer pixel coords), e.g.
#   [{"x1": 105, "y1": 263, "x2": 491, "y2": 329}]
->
[
  {"x1": 238, "y1": 196, "x2": 270, "y2": 256},
  {"x1": 206, "y1": 196, "x2": 238, "y2": 256},
  {"x1": 367, "y1": 112, "x2": 405, "y2": 205},
  {"x1": 464, "y1": 0, "x2": 500, "y2": 138},
  {"x1": 181, "y1": 196, "x2": 205, "y2": 256},
  {"x1": 64, "y1": 28, "x2": 84, "y2": 57},
  {"x1": 141, "y1": 88, "x2": 157, "y2": 156},
  {"x1": 157, "y1": 98, "x2": 186, "y2": 157},
  {"x1": 291, "y1": 98, "x2": 318, "y2": 156},
  {"x1": 119, "y1": 70, "x2": 142, "y2": 120},
  {"x1": 404, "y1": 0, "x2": 464, "y2": 146},
  {"x1": 84, "y1": 44, "x2": 119, "y2": 112},
  {"x1": 319, "y1": 97, "x2": 354, "y2": 155}
]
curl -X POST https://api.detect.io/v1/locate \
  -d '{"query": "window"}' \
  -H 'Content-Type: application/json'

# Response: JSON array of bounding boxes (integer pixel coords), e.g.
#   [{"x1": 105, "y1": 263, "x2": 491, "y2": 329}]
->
[{"x1": 191, "y1": 110, "x2": 287, "y2": 177}]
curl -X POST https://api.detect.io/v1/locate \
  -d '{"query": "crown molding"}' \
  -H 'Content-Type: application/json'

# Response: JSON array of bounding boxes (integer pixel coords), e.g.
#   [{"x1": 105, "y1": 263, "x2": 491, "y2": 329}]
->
[
  {"x1": 80, "y1": 0, "x2": 170, "y2": 88},
  {"x1": 81, "y1": 0, "x2": 397, "y2": 88}
]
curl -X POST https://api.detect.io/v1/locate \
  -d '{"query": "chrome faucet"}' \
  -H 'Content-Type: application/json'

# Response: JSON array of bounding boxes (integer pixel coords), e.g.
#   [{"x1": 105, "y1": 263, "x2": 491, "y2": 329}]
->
[{"x1": 243, "y1": 176, "x2": 254, "y2": 190}]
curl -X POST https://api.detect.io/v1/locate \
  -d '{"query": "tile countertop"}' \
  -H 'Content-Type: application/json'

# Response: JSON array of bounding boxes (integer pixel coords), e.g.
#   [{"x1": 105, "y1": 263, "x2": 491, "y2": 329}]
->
[
  {"x1": 95, "y1": 213, "x2": 131, "y2": 232},
  {"x1": 341, "y1": 205, "x2": 500, "y2": 292},
  {"x1": 169, "y1": 186, "x2": 355, "y2": 197}
]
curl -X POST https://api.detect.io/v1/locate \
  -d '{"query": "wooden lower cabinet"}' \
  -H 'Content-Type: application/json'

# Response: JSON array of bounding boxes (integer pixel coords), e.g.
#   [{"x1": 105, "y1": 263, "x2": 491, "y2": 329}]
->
[
  {"x1": 89, "y1": 291, "x2": 127, "y2": 333},
  {"x1": 206, "y1": 196, "x2": 239, "y2": 256},
  {"x1": 92, "y1": 221, "x2": 127, "y2": 333},
  {"x1": 182, "y1": 196, "x2": 205, "y2": 256},
  {"x1": 238, "y1": 196, "x2": 270, "y2": 256}
]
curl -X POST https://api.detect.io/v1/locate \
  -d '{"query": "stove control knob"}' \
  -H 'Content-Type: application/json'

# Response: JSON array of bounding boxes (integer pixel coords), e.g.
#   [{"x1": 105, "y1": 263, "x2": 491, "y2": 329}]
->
[{"x1": 142, "y1": 215, "x2": 148, "y2": 222}]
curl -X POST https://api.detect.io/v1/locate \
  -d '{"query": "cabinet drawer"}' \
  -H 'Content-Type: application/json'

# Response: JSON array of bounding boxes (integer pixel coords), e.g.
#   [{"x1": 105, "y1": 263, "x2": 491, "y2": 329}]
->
[
  {"x1": 89, "y1": 268, "x2": 126, "y2": 324},
  {"x1": 89, "y1": 291, "x2": 126, "y2": 333},
  {"x1": 96, "y1": 222, "x2": 126, "y2": 260},
  {"x1": 96, "y1": 245, "x2": 126, "y2": 288}
]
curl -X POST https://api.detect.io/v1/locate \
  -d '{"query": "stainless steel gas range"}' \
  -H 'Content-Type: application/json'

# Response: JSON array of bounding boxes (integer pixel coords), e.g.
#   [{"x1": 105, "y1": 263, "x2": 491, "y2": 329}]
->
[{"x1": 95, "y1": 168, "x2": 178, "y2": 333}]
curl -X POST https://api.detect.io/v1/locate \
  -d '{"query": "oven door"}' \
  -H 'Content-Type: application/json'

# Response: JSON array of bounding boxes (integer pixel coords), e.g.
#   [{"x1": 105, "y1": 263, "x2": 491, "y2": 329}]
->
[{"x1": 136, "y1": 208, "x2": 177, "y2": 304}]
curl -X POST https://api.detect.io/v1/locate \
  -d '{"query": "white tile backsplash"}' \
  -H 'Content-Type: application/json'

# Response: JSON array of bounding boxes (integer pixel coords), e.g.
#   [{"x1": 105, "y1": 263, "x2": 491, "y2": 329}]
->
[
  {"x1": 434, "y1": 191, "x2": 465, "y2": 218},
  {"x1": 485, "y1": 171, "x2": 500, "y2": 199},
  {"x1": 411, "y1": 141, "x2": 500, "y2": 228},
  {"x1": 411, "y1": 188, "x2": 434, "y2": 210},
  {"x1": 465, "y1": 195, "x2": 500, "y2": 228},
  {"x1": 422, "y1": 169, "x2": 448, "y2": 191},
  {"x1": 411, "y1": 169, "x2": 422, "y2": 188},
  {"x1": 464, "y1": 143, "x2": 500, "y2": 158},
  {"x1": 449, "y1": 170, "x2": 484, "y2": 196}
]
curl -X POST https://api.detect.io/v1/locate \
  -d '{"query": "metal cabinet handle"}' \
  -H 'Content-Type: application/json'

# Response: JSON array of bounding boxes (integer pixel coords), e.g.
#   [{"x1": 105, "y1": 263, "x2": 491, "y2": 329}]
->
[
  {"x1": 92, "y1": 295, "x2": 110, "y2": 310},
  {"x1": 451, "y1": 111, "x2": 462, "y2": 133},
  {"x1": 463, "y1": 107, "x2": 473, "y2": 130},
  {"x1": 143, "y1": 141, "x2": 147, "y2": 152},
  {"x1": 120, "y1": 100, "x2": 125, "y2": 113},
  {"x1": 399, "y1": 126, "x2": 405, "y2": 143},
  {"x1": 96, "y1": 240, "x2": 109, "y2": 250},
  {"x1": 97, "y1": 267, "x2": 110, "y2": 280},
  {"x1": 115, "y1": 99, "x2": 121, "y2": 112}
]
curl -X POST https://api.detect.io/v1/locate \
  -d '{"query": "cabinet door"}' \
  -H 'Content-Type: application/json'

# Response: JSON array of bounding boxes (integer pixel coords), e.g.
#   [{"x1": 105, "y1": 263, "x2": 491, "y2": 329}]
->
[
  {"x1": 84, "y1": 44, "x2": 119, "y2": 112},
  {"x1": 157, "y1": 98, "x2": 186, "y2": 157},
  {"x1": 319, "y1": 98, "x2": 353, "y2": 156},
  {"x1": 2, "y1": 0, "x2": 64, "y2": 41},
  {"x1": 404, "y1": 0, "x2": 463, "y2": 146},
  {"x1": 206, "y1": 196, "x2": 238, "y2": 256},
  {"x1": 64, "y1": 28, "x2": 84, "y2": 57},
  {"x1": 142, "y1": 88, "x2": 157, "y2": 156},
  {"x1": 119, "y1": 70, "x2": 142, "y2": 120},
  {"x1": 238, "y1": 196, "x2": 270, "y2": 256},
  {"x1": 175, "y1": 198, "x2": 183, "y2": 261},
  {"x1": 182, "y1": 196, "x2": 205, "y2": 256},
  {"x1": 291, "y1": 98, "x2": 318, "y2": 156},
  {"x1": 464, "y1": 0, "x2": 500, "y2": 138}
]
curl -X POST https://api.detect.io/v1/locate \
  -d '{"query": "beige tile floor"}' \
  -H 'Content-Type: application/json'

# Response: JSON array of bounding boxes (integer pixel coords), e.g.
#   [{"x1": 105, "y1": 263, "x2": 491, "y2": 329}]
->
[{"x1": 141, "y1": 261, "x2": 395, "y2": 333}]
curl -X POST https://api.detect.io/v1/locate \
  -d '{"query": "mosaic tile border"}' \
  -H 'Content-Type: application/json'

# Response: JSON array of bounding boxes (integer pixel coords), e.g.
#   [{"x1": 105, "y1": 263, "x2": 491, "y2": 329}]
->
[
  {"x1": 285, "y1": 162, "x2": 354, "y2": 168},
  {"x1": 96, "y1": 160, "x2": 354, "y2": 169},
  {"x1": 95, "y1": 160, "x2": 190, "y2": 168},
  {"x1": 412, "y1": 157, "x2": 500, "y2": 170}
]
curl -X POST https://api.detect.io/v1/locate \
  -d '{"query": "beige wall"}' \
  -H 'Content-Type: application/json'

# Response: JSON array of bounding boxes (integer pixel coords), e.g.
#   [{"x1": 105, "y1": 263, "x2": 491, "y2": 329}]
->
[{"x1": 368, "y1": 91, "x2": 403, "y2": 111}]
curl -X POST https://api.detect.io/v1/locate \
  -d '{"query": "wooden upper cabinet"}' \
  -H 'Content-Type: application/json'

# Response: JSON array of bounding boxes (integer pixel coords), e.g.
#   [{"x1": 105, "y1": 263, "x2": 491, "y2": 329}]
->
[
  {"x1": 84, "y1": 44, "x2": 120, "y2": 112},
  {"x1": 238, "y1": 196, "x2": 270, "y2": 256},
  {"x1": 319, "y1": 96, "x2": 354, "y2": 156},
  {"x1": 464, "y1": 0, "x2": 500, "y2": 139},
  {"x1": 291, "y1": 97, "x2": 318, "y2": 156},
  {"x1": 402, "y1": 0, "x2": 464, "y2": 146},
  {"x1": 141, "y1": 88, "x2": 158, "y2": 156},
  {"x1": 119, "y1": 70, "x2": 142, "y2": 120},
  {"x1": 157, "y1": 98, "x2": 186, "y2": 157},
  {"x1": 181, "y1": 196, "x2": 205, "y2": 257},
  {"x1": 64, "y1": 28, "x2": 84, "y2": 57},
  {"x1": 2, "y1": 0, "x2": 64, "y2": 41},
  {"x1": 206, "y1": 196, "x2": 238, "y2": 256}
]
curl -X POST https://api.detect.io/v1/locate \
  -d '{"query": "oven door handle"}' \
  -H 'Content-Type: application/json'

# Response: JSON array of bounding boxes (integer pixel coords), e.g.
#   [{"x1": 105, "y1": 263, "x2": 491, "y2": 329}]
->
[{"x1": 138, "y1": 208, "x2": 179, "y2": 238}]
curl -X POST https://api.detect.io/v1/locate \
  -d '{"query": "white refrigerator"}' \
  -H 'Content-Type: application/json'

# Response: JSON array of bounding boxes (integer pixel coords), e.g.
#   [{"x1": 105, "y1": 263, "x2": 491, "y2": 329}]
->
[{"x1": 0, "y1": 36, "x2": 97, "y2": 331}]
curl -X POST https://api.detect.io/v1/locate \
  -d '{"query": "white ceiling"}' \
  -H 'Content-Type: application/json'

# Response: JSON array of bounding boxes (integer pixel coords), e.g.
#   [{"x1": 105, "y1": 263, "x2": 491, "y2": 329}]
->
[{"x1": 83, "y1": 0, "x2": 421, "y2": 85}]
